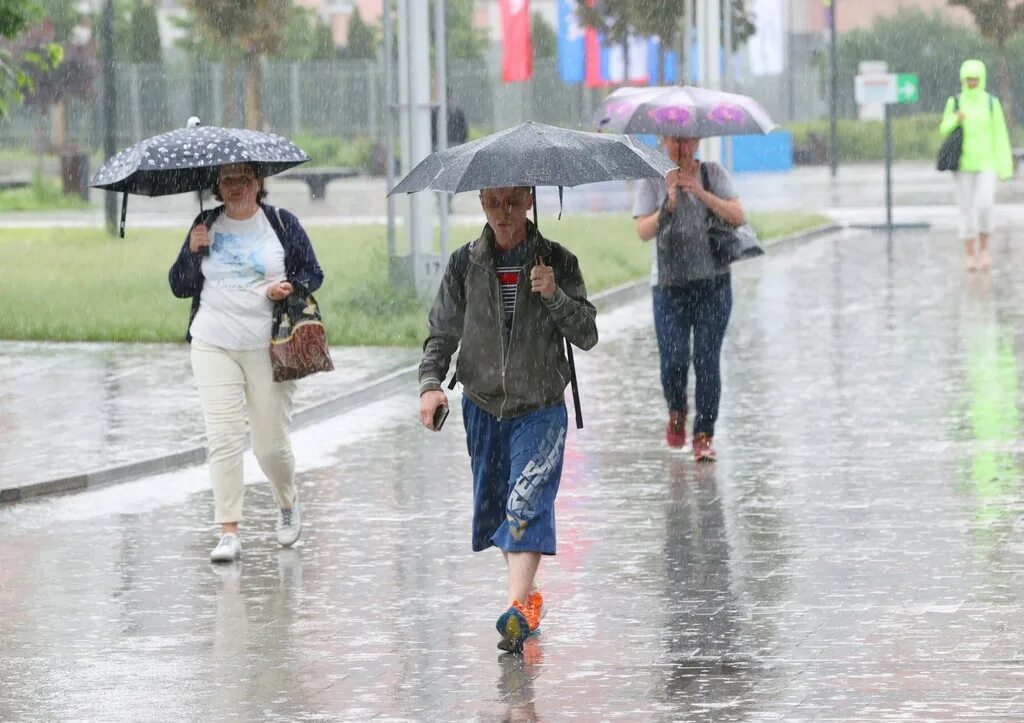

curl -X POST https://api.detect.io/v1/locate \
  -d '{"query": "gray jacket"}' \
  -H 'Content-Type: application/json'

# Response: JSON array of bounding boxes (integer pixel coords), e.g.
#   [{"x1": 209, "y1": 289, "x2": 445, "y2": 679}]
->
[{"x1": 418, "y1": 221, "x2": 598, "y2": 419}]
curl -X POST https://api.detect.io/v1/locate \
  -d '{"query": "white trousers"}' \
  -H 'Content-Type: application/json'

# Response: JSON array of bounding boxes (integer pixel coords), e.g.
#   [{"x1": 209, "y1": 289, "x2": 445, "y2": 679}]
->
[
  {"x1": 954, "y1": 170, "x2": 997, "y2": 239},
  {"x1": 191, "y1": 339, "x2": 297, "y2": 523}
]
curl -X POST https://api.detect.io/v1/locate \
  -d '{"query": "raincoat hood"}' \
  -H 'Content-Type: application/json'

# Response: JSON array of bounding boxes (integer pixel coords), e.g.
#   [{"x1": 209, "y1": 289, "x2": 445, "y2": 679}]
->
[{"x1": 960, "y1": 59, "x2": 987, "y2": 91}]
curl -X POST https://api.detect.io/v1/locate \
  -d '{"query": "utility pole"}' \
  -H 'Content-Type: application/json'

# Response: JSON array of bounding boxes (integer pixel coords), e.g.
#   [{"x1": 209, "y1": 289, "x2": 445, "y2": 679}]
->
[
  {"x1": 697, "y1": 0, "x2": 722, "y2": 163},
  {"x1": 827, "y1": 0, "x2": 838, "y2": 177},
  {"x1": 383, "y1": 2, "x2": 396, "y2": 264},
  {"x1": 100, "y1": 0, "x2": 117, "y2": 236},
  {"x1": 434, "y1": 0, "x2": 449, "y2": 259},
  {"x1": 397, "y1": 0, "x2": 440, "y2": 298}
]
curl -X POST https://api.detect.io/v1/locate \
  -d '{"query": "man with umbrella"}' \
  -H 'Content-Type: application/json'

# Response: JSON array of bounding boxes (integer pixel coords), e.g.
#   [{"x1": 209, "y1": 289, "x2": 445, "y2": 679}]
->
[
  {"x1": 394, "y1": 120, "x2": 671, "y2": 652},
  {"x1": 417, "y1": 185, "x2": 598, "y2": 653}
]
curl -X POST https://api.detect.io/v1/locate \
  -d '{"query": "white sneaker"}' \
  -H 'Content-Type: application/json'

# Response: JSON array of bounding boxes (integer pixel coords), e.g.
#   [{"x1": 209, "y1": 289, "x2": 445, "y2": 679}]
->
[
  {"x1": 210, "y1": 533, "x2": 242, "y2": 563},
  {"x1": 277, "y1": 503, "x2": 301, "y2": 547}
]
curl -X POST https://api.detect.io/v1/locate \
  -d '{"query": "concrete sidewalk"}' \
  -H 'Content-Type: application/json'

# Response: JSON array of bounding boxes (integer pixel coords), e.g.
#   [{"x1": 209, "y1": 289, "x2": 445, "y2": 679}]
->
[{"x1": 0, "y1": 342, "x2": 420, "y2": 500}]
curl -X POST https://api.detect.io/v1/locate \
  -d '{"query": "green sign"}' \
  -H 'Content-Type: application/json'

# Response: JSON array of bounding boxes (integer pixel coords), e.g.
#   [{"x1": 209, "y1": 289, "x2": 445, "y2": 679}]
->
[{"x1": 897, "y1": 73, "x2": 919, "y2": 104}]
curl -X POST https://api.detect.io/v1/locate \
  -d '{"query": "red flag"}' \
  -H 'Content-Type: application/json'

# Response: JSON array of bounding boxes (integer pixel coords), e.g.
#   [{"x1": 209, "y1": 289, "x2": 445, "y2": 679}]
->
[
  {"x1": 499, "y1": 0, "x2": 532, "y2": 83},
  {"x1": 583, "y1": 0, "x2": 605, "y2": 88}
]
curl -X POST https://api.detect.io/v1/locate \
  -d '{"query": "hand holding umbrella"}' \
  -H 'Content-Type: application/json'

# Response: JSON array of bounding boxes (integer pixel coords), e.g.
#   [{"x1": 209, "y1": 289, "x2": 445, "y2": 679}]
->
[{"x1": 531, "y1": 256, "x2": 556, "y2": 300}]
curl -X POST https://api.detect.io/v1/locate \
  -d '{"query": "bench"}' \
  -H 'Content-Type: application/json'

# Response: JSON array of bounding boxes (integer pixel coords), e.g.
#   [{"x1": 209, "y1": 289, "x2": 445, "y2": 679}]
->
[
  {"x1": 0, "y1": 178, "x2": 30, "y2": 193},
  {"x1": 276, "y1": 166, "x2": 359, "y2": 201}
]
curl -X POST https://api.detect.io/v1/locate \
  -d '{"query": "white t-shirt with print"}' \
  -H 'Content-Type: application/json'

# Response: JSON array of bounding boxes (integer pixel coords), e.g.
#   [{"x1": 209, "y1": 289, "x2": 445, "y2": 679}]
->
[{"x1": 189, "y1": 209, "x2": 286, "y2": 350}]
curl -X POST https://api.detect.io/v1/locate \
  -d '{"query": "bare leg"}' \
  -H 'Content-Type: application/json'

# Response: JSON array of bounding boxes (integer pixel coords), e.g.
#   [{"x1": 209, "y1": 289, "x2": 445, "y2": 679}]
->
[
  {"x1": 965, "y1": 237, "x2": 977, "y2": 271},
  {"x1": 221, "y1": 522, "x2": 239, "y2": 535},
  {"x1": 504, "y1": 551, "x2": 541, "y2": 605},
  {"x1": 978, "y1": 232, "x2": 992, "y2": 269}
]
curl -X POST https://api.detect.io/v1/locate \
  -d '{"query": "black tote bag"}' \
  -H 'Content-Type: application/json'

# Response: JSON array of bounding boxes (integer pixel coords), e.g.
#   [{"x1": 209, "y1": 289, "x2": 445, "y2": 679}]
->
[{"x1": 936, "y1": 96, "x2": 963, "y2": 172}]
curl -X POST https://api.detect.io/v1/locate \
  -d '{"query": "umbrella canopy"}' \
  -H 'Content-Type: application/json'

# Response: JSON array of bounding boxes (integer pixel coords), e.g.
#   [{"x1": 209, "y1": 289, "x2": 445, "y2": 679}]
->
[
  {"x1": 387, "y1": 121, "x2": 675, "y2": 196},
  {"x1": 89, "y1": 125, "x2": 310, "y2": 196},
  {"x1": 593, "y1": 85, "x2": 776, "y2": 138}
]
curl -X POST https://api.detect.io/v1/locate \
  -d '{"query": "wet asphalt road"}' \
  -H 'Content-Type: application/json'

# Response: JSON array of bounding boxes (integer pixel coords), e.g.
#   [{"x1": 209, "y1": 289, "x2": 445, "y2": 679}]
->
[{"x1": 4, "y1": 227, "x2": 1024, "y2": 720}]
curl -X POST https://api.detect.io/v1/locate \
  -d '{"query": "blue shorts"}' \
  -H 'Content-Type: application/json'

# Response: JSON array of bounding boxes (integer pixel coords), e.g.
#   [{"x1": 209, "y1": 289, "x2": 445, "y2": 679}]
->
[{"x1": 462, "y1": 397, "x2": 567, "y2": 555}]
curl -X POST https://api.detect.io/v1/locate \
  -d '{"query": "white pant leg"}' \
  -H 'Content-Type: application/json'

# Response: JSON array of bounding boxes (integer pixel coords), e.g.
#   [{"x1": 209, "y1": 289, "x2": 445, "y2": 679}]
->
[
  {"x1": 974, "y1": 170, "x2": 997, "y2": 235},
  {"x1": 191, "y1": 340, "x2": 249, "y2": 524},
  {"x1": 954, "y1": 171, "x2": 979, "y2": 240},
  {"x1": 237, "y1": 347, "x2": 297, "y2": 511}
]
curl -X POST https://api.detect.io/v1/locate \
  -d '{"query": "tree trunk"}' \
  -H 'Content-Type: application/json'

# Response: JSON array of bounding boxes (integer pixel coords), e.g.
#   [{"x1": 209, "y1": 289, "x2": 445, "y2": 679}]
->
[
  {"x1": 999, "y1": 47, "x2": 1014, "y2": 128},
  {"x1": 52, "y1": 100, "x2": 66, "y2": 152},
  {"x1": 244, "y1": 51, "x2": 262, "y2": 130},
  {"x1": 224, "y1": 57, "x2": 241, "y2": 127}
]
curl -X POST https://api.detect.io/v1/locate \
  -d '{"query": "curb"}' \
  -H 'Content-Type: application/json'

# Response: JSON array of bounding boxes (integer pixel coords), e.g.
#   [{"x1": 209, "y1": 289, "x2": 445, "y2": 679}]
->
[{"x1": 1, "y1": 222, "x2": 843, "y2": 505}]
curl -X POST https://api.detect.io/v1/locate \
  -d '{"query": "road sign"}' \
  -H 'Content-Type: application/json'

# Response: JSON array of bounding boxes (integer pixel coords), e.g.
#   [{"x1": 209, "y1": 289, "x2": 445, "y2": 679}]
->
[
  {"x1": 896, "y1": 73, "x2": 919, "y2": 104},
  {"x1": 855, "y1": 74, "x2": 897, "y2": 105}
]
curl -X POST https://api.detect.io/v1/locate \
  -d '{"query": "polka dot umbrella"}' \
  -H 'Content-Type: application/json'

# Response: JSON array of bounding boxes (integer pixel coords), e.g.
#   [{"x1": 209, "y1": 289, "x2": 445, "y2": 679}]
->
[{"x1": 89, "y1": 122, "x2": 310, "y2": 236}]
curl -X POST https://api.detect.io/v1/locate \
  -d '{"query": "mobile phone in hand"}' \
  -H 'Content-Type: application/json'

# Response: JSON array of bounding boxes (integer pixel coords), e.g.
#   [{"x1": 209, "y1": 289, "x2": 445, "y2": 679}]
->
[{"x1": 432, "y1": 404, "x2": 449, "y2": 431}]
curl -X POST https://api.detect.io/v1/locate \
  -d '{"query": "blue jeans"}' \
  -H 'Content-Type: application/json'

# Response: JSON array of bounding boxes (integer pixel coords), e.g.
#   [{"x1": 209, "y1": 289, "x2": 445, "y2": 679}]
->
[
  {"x1": 652, "y1": 275, "x2": 732, "y2": 437},
  {"x1": 462, "y1": 398, "x2": 566, "y2": 555}
]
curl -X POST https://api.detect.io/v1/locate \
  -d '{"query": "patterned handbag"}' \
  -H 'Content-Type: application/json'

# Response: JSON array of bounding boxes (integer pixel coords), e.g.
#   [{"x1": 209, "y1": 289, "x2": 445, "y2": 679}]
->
[{"x1": 269, "y1": 291, "x2": 334, "y2": 382}]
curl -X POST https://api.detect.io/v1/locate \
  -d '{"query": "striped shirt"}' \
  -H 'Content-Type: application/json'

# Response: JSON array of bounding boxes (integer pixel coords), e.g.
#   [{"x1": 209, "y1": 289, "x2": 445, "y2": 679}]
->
[{"x1": 493, "y1": 242, "x2": 529, "y2": 334}]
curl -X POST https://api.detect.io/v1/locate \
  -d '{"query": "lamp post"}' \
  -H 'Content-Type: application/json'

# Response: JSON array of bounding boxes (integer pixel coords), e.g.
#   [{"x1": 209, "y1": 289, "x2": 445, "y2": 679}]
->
[
  {"x1": 826, "y1": 0, "x2": 838, "y2": 177},
  {"x1": 100, "y1": 0, "x2": 117, "y2": 236}
]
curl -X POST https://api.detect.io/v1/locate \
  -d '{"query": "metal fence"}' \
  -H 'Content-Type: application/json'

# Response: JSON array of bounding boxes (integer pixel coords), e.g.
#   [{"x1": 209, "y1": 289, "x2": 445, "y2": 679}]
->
[{"x1": 0, "y1": 54, "x2": 826, "y2": 157}]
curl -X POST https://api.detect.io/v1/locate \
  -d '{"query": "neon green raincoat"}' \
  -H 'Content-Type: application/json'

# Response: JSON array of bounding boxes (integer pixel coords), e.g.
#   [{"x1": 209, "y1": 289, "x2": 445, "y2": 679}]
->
[{"x1": 939, "y1": 59, "x2": 1014, "y2": 179}]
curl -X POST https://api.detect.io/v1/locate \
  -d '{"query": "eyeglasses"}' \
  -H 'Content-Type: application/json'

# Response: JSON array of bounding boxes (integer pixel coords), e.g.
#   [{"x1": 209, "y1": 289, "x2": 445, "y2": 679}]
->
[{"x1": 219, "y1": 175, "x2": 256, "y2": 188}]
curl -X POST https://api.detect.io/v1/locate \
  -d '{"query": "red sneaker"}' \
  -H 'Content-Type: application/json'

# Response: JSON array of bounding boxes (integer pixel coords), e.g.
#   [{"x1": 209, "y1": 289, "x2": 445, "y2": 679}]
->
[
  {"x1": 666, "y1": 411, "x2": 687, "y2": 448},
  {"x1": 693, "y1": 433, "x2": 717, "y2": 462}
]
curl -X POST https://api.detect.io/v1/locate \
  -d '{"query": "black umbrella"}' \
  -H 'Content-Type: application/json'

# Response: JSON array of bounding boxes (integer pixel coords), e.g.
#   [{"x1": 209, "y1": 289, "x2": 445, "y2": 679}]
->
[
  {"x1": 388, "y1": 120, "x2": 674, "y2": 199},
  {"x1": 89, "y1": 124, "x2": 310, "y2": 236},
  {"x1": 389, "y1": 121, "x2": 676, "y2": 429}
]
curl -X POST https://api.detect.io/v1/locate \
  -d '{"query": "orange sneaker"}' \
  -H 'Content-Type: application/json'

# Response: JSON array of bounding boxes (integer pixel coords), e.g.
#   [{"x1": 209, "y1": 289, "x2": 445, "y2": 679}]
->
[
  {"x1": 666, "y1": 410, "x2": 686, "y2": 448},
  {"x1": 497, "y1": 592, "x2": 544, "y2": 652},
  {"x1": 693, "y1": 433, "x2": 717, "y2": 463},
  {"x1": 524, "y1": 590, "x2": 544, "y2": 632}
]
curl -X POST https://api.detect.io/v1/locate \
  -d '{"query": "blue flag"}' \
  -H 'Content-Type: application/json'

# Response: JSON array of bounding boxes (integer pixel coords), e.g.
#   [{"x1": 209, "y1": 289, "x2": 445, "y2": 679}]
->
[{"x1": 557, "y1": 0, "x2": 585, "y2": 84}]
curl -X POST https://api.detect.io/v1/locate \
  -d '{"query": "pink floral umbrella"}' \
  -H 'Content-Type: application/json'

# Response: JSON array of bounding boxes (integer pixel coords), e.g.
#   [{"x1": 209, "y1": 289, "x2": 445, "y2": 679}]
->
[{"x1": 593, "y1": 85, "x2": 776, "y2": 138}]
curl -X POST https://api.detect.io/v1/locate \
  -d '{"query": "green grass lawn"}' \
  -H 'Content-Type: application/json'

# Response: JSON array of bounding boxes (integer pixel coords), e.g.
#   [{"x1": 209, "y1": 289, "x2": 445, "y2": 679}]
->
[
  {"x1": 0, "y1": 211, "x2": 829, "y2": 345},
  {"x1": 0, "y1": 178, "x2": 91, "y2": 212}
]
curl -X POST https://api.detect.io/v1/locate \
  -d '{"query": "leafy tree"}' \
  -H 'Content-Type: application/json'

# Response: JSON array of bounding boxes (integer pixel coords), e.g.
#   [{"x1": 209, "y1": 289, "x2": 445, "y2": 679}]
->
[
  {"x1": 445, "y1": 0, "x2": 487, "y2": 61},
  {"x1": 346, "y1": 6, "x2": 378, "y2": 60},
  {"x1": 183, "y1": 0, "x2": 290, "y2": 129},
  {"x1": 279, "y1": 5, "x2": 336, "y2": 61},
  {"x1": 532, "y1": 10, "x2": 556, "y2": 59},
  {"x1": 577, "y1": 0, "x2": 753, "y2": 51},
  {"x1": 128, "y1": 0, "x2": 162, "y2": 63},
  {"x1": 0, "y1": 0, "x2": 63, "y2": 116},
  {"x1": 949, "y1": 0, "x2": 1024, "y2": 125},
  {"x1": 837, "y1": 10, "x2": 990, "y2": 118}
]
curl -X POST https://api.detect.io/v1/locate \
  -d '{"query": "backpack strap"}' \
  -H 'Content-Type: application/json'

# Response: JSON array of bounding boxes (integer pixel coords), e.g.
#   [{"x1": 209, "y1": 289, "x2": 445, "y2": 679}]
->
[
  {"x1": 446, "y1": 244, "x2": 472, "y2": 390},
  {"x1": 699, "y1": 162, "x2": 710, "y2": 191}
]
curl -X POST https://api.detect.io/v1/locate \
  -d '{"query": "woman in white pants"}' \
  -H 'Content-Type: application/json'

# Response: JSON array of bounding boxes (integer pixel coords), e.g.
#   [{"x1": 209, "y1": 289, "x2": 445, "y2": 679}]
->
[
  {"x1": 939, "y1": 59, "x2": 1013, "y2": 271},
  {"x1": 169, "y1": 163, "x2": 324, "y2": 562}
]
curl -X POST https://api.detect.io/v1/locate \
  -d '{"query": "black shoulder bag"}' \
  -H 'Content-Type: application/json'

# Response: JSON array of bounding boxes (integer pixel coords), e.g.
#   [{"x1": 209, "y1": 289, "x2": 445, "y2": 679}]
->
[{"x1": 937, "y1": 95, "x2": 963, "y2": 172}]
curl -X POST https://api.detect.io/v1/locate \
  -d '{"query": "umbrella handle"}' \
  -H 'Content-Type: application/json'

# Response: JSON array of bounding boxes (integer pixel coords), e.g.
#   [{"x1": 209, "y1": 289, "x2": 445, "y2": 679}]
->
[{"x1": 119, "y1": 193, "x2": 127, "y2": 238}]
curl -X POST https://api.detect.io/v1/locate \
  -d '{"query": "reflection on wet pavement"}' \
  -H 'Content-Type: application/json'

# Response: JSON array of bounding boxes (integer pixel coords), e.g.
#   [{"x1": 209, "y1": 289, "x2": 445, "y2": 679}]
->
[{"x1": 4, "y1": 228, "x2": 1024, "y2": 719}]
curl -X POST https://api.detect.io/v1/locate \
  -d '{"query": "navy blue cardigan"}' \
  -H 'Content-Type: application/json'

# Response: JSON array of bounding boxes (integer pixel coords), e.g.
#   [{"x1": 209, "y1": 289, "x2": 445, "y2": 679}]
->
[{"x1": 168, "y1": 203, "x2": 324, "y2": 342}]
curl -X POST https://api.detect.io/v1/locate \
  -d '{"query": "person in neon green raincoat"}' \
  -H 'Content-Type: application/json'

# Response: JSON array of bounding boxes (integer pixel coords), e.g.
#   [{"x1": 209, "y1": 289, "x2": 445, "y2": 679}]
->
[{"x1": 939, "y1": 59, "x2": 1013, "y2": 272}]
